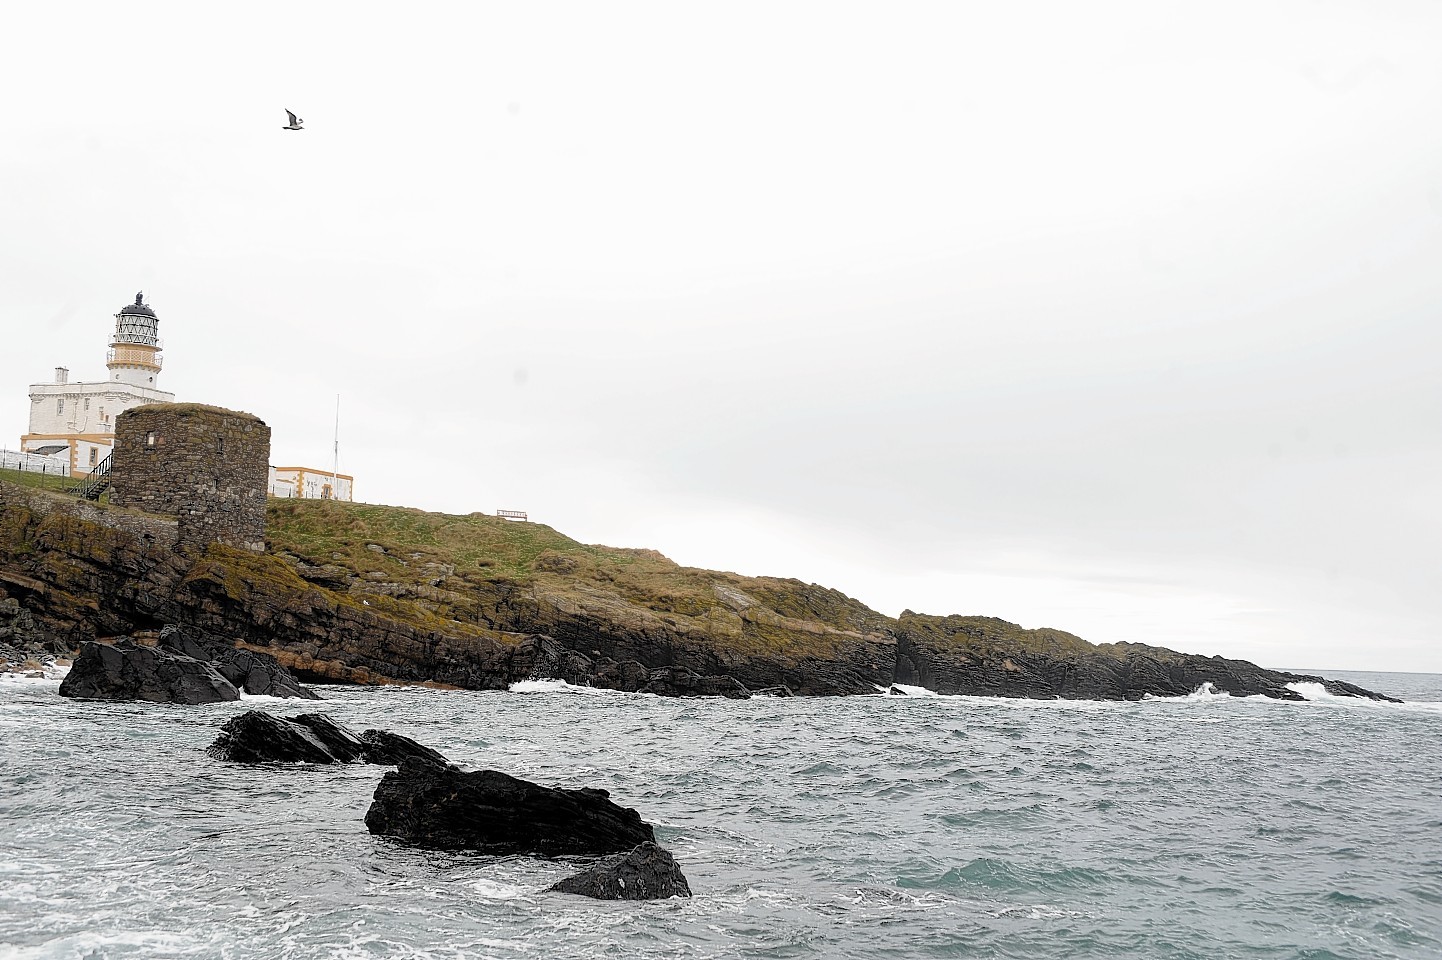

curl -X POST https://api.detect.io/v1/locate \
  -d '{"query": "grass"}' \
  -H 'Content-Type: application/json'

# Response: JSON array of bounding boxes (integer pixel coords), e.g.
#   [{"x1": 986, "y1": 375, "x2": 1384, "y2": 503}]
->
[
  {"x1": 263, "y1": 498, "x2": 1123, "y2": 662},
  {"x1": 263, "y1": 497, "x2": 883, "y2": 659},
  {"x1": 1, "y1": 471, "x2": 1121, "y2": 663},
  {"x1": 266, "y1": 497, "x2": 633, "y2": 583},
  {"x1": 0, "y1": 466, "x2": 77, "y2": 495}
]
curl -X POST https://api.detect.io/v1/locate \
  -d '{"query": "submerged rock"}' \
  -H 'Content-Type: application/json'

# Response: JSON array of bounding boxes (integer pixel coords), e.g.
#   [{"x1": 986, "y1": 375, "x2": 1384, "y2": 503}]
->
[
  {"x1": 207, "y1": 710, "x2": 449, "y2": 766},
  {"x1": 59, "y1": 640, "x2": 240, "y2": 705},
  {"x1": 549, "y1": 841, "x2": 692, "y2": 900},
  {"x1": 365, "y1": 761, "x2": 655, "y2": 855}
]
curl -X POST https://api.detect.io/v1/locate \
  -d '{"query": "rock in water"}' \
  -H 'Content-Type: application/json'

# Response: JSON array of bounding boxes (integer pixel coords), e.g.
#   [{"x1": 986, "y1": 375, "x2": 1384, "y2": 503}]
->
[
  {"x1": 157, "y1": 625, "x2": 320, "y2": 699},
  {"x1": 549, "y1": 842, "x2": 693, "y2": 900},
  {"x1": 207, "y1": 710, "x2": 340, "y2": 763},
  {"x1": 637, "y1": 666, "x2": 751, "y2": 699},
  {"x1": 207, "y1": 710, "x2": 451, "y2": 766},
  {"x1": 366, "y1": 762, "x2": 656, "y2": 855},
  {"x1": 359, "y1": 729, "x2": 450, "y2": 768},
  {"x1": 59, "y1": 640, "x2": 240, "y2": 705},
  {"x1": 289, "y1": 713, "x2": 368, "y2": 762}
]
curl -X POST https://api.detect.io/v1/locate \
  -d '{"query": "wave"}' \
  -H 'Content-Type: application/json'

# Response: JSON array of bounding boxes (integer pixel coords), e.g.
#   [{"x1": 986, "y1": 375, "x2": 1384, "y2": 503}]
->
[
  {"x1": 498, "y1": 676, "x2": 1442, "y2": 715},
  {"x1": 1287, "y1": 681, "x2": 1442, "y2": 714},
  {"x1": 1286, "y1": 681, "x2": 1338, "y2": 702},
  {"x1": 879, "y1": 684, "x2": 942, "y2": 698},
  {"x1": 507, "y1": 679, "x2": 638, "y2": 697},
  {"x1": 0, "y1": 662, "x2": 69, "y2": 685},
  {"x1": 1142, "y1": 682, "x2": 1233, "y2": 703}
]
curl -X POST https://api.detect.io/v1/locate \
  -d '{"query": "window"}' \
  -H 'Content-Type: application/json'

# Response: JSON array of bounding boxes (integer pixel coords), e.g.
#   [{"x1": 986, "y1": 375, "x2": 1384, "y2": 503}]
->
[
  {"x1": 89, "y1": 447, "x2": 98, "y2": 467},
  {"x1": 84, "y1": 398, "x2": 90, "y2": 411},
  {"x1": 57, "y1": 399, "x2": 64, "y2": 415},
  {"x1": 146, "y1": 431, "x2": 157, "y2": 448},
  {"x1": 216, "y1": 437, "x2": 224, "y2": 455}
]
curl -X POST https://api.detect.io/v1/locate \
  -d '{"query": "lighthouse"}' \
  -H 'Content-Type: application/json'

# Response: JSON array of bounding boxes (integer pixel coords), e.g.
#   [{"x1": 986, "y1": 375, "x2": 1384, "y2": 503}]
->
[
  {"x1": 19, "y1": 291, "x2": 176, "y2": 477},
  {"x1": 107, "y1": 292, "x2": 164, "y2": 389}
]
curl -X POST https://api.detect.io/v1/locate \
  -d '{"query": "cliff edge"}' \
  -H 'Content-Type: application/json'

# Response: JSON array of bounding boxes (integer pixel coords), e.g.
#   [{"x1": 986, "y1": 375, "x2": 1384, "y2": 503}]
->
[{"x1": 0, "y1": 476, "x2": 1399, "y2": 702}]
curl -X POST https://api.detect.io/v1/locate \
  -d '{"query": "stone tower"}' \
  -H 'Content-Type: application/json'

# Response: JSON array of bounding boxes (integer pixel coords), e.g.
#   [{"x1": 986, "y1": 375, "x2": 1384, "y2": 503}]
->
[
  {"x1": 107, "y1": 292, "x2": 164, "y2": 390},
  {"x1": 109, "y1": 404, "x2": 270, "y2": 552}
]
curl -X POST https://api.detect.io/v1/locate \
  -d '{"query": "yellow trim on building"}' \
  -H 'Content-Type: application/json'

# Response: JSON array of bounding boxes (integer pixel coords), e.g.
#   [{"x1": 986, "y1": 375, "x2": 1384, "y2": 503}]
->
[
  {"x1": 273, "y1": 466, "x2": 356, "y2": 481},
  {"x1": 22, "y1": 433, "x2": 116, "y2": 444}
]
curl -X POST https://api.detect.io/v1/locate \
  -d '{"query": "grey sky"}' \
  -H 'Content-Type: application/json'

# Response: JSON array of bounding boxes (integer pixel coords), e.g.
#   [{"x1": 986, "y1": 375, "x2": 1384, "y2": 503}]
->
[{"x1": 4, "y1": 2, "x2": 1439, "y2": 672}]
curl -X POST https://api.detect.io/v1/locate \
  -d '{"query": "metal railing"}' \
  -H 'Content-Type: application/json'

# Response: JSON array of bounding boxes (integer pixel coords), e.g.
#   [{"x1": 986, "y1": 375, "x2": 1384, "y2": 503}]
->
[
  {"x1": 106, "y1": 348, "x2": 164, "y2": 369},
  {"x1": 67, "y1": 452, "x2": 113, "y2": 501}
]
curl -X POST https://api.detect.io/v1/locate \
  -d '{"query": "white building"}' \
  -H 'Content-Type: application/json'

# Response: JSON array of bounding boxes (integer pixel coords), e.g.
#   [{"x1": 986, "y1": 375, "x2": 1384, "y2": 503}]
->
[
  {"x1": 268, "y1": 466, "x2": 354, "y2": 501},
  {"x1": 16, "y1": 291, "x2": 360, "y2": 498},
  {"x1": 21, "y1": 293, "x2": 174, "y2": 476}
]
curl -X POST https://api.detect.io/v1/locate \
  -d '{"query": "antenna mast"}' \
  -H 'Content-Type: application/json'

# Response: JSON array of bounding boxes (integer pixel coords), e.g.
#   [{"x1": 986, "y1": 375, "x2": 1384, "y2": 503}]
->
[{"x1": 331, "y1": 394, "x2": 340, "y2": 500}]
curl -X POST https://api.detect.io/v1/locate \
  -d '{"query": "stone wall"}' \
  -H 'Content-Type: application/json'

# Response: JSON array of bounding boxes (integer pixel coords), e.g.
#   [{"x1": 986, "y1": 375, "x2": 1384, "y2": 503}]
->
[
  {"x1": 0, "y1": 477, "x2": 179, "y2": 548},
  {"x1": 109, "y1": 404, "x2": 270, "y2": 552}
]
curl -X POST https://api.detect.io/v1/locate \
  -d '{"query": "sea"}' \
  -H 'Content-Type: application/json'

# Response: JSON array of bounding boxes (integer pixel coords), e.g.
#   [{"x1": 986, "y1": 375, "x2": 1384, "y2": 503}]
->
[{"x1": 1, "y1": 669, "x2": 1440, "y2": 960}]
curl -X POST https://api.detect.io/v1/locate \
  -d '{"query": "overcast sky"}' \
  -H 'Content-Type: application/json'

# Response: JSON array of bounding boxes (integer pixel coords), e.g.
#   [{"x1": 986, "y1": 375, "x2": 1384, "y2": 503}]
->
[{"x1": 3, "y1": 2, "x2": 1439, "y2": 674}]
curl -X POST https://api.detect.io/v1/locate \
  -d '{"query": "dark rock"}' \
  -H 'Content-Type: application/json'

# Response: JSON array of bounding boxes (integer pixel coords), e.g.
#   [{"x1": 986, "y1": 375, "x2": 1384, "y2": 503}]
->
[
  {"x1": 549, "y1": 842, "x2": 692, "y2": 900},
  {"x1": 0, "y1": 597, "x2": 45, "y2": 649},
  {"x1": 360, "y1": 729, "x2": 450, "y2": 768},
  {"x1": 638, "y1": 666, "x2": 751, "y2": 699},
  {"x1": 591, "y1": 657, "x2": 652, "y2": 692},
  {"x1": 207, "y1": 710, "x2": 339, "y2": 763},
  {"x1": 157, "y1": 625, "x2": 320, "y2": 699},
  {"x1": 290, "y1": 713, "x2": 367, "y2": 762},
  {"x1": 216, "y1": 649, "x2": 320, "y2": 699},
  {"x1": 207, "y1": 710, "x2": 452, "y2": 766},
  {"x1": 752, "y1": 685, "x2": 794, "y2": 698},
  {"x1": 59, "y1": 640, "x2": 240, "y2": 704},
  {"x1": 891, "y1": 614, "x2": 1406, "y2": 703},
  {"x1": 366, "y1": 761, "x2": 655, "y2": 855}
]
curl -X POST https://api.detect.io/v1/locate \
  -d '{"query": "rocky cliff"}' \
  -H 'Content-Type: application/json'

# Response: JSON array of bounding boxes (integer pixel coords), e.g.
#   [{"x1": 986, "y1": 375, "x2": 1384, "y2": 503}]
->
[{"x1": 0, "y1": 477, "x2": 1398, "y2": 702}]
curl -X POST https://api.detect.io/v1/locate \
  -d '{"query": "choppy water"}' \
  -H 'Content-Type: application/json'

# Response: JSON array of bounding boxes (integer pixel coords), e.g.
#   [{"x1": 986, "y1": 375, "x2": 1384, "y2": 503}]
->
[{"x1": 2, "y1": 669, "x2": 1440, "y2": 960}]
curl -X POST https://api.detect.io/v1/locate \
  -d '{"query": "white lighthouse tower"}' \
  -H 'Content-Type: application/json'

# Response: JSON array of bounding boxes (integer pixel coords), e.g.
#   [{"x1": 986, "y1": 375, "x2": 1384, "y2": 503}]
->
[
  {"x1": 20, "y1": 292, "x2": 176, "y2": 477},
  {"x1": 107, "y1": 292, "x2": 164, "y2": 388}
]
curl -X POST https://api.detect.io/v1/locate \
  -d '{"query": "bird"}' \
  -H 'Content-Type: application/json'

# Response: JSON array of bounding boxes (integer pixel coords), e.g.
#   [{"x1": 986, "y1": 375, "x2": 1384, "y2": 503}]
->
[{"x1": 283, "y1": 109, "x2": 304, "y2": 131}]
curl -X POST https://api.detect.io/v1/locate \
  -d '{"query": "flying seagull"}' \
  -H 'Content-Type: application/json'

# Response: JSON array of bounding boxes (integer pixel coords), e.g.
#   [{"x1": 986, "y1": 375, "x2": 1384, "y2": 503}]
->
[{"x1": 283, "y1": 109, "x2": 304, "y2": 131}]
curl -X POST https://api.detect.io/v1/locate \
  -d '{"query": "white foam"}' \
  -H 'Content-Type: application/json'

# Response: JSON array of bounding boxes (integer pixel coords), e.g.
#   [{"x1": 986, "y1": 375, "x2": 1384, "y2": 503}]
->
[
  {"x1": 7, "y1": 929, "x2": 208, "y2": 960},
  {"x1": 996, "y1": 903, "x2": 1093, "y2": 920},
  {"x1": 1278, "y1": 682, "x2": 1442, "y2": 715},
  {"x1": 1142, "y1": 682, "x2": 1233, "y2": 702},
  {"x1": 1186, "y1": 681, "x2": 1232, "y2": 701},
  {"x1": 0, "y1": 662, "x2": 69, "y2": 685},
  {"x1": 508, "y1": 678, "x2": 635, "y2": 696},
  {"x1": 1285, "y1": 681, "x2": 1334, "y2": 701},
  {"x1": 0, "y1": 673, "x2": 60, "y2": 688},
  {"x1": 884, "y1": 684, "x2": 942, "y2": 698},
  {"x1": 465, "y1": 877, "x2": 530, "y2": 900}
]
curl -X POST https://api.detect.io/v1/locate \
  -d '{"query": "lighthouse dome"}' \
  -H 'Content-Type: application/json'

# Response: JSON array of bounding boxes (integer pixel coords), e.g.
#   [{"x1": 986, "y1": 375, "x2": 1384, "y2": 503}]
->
[{"x1": 118, "y1": 292, "x2": 156, "y2": 318}]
